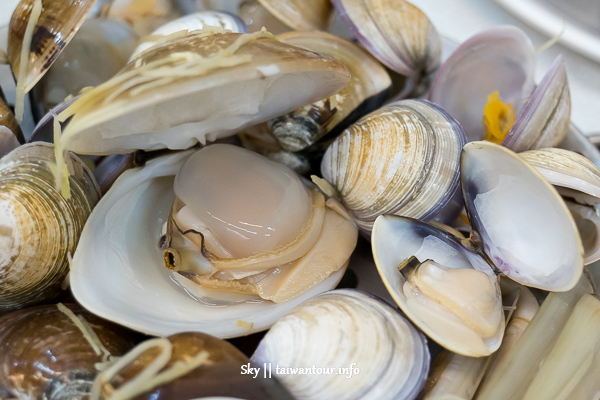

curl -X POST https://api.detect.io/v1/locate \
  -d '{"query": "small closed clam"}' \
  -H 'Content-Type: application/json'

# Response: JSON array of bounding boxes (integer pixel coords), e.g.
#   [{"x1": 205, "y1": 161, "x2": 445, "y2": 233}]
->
[
  {"x1": 254, "y1": 0, "x2": 333, "y2": 31},
  {"x1": 320, "y1": 99, "x2": 466, "y2": 235},
  {"x1": 91, "y1": 332, "x2": 293, "y2": 400},
  {"x1": 0, "y1": 303, "x2": 138, "y2": 400},
  {"x1": 0, "y1": 97, "x2": 23, "y2": 157},
  {"x1": 0, "y1": 143, "x2": 100, "y2": 314},
  {"x1": 333, "y1": 0, "x2": 441, "y2": 93},
  {"x1": 251, "y1": 289, "x2": 430, "y2": 400},
  {"x1": 373, "y1": 141, "x2": 583, "y2": 356},
  {"x1": 71, "y1": 146, "x2": 356, "y2": 338},
  {"x1": 269, "y1": 31, "x2": 392, "y2": 152}
]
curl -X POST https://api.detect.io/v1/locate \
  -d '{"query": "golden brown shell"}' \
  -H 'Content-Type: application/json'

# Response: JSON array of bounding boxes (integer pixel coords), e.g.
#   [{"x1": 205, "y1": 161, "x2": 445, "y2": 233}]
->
[
  {"x1": 0, "y1": 303, "x2": 138, "y2": 399},
  {"x1": 8, "y1": 0, "x2": 97, "y2": 93},
  {"x1": 257, "y1": 0, "x2": 333, "y2": 31},
  {"x1": 0, "y1": 143, "x2": 100, "y2": 314}
]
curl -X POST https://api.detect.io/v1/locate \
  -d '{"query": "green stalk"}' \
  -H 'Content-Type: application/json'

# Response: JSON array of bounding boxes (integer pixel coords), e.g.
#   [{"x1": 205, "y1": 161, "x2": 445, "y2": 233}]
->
[
  {"x1": 474, "y1": 275, "x2": 593, "y2": 399},
  {"x1": 522, "y1": 294, "x2": 600, "y2": 400}
]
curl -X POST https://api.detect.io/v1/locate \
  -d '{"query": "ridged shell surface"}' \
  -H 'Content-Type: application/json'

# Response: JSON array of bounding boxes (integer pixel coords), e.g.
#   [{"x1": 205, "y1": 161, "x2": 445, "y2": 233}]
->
[
  {"x1": 0, "y1": 143, "x2": 100, "y2": 314},
  {"x1": 321, "y1": 99, "x2": 466, "y2": 234},
  {"x1": 251, "y1": 289, "x2": 430, "y2": 400},
  {"x1": 257, "y1": 0, "x2": 333, "y2": 31}
]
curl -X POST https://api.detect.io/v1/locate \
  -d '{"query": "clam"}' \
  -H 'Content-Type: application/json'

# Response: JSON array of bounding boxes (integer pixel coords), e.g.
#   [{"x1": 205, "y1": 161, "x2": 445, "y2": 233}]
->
[
  {"x1": 253, "y1": 0, "x2": 333, "y2": 31},
  {"x1": 372, "y1": 141, "x2": 583, "y2": 356},
  {"x1": 130, "y1": 11, "x2": 247, "y2": 60},
  {"x1": 91, "y1": 332, "x2": 293, "y2": 399},
  {"x1": 0, "y1": 97, "x2": 23, "y2": 157},
  {"x1": 429, "y1": 27, "x2": 571, "y2": 150},
  {"x1": 269, "y1": 31, "x2": 392, "y2": 153},
  {"x1": 106, "y1": 0, "x2": 183, "y2": 36},
  {"x1": 53, "y1": 30, "x2": 350, "y2": 156},
  {"x1": 0, "y1": 303, "x2": 137, "y2": 400},
  {"x1": 237, "y1": 0, "x2": 291, "y2": 34},
  {"x1": 32, "y1": 19, "x2": 138, "y2": 115},
  {"x1": 332, "y1": 0, "x2": 441, "y2": 93},
  {"x1": 320, "y1": 99, "x2": 466, "y2": 235},
  {"x1": 71, "y1": 146, "x2": 357, "y2": 337},
  {"x1": 0, "y1": 143, "x2": 100, "y2": 315},
  {"x1": 8, "y1": 0, "x2": 96, "y2": 95},
  {"x1": 251, "y1": 289, "x2": 430, "y2": 400}
]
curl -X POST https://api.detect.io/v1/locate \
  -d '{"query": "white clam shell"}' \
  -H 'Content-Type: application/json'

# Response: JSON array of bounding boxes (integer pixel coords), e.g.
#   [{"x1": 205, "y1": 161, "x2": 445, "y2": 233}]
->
[
  {"x1": 463, "y1": 142, "x2": 584, "y2": 291},
  {"x1": 70, "y1": 150, "x2": 345, "y2": 337},
  {"x1": 130, "y1": 12, "x2": 247, "y2": 59},
  {"x1": 565, "y1": 201, "x2": 600, "y2": 265},
  {"x1": 251, "y1": 289, "x2": 429, "y2": 400},
  {"x1": 520, "y1": 147, "x2": 600, "y2": 205},
  {"x1": 320, "y1": 99, "x2": 466, "y2": 235},
  {"x1": 429, "y1": 26, "x2": 536, "y2": 142}
]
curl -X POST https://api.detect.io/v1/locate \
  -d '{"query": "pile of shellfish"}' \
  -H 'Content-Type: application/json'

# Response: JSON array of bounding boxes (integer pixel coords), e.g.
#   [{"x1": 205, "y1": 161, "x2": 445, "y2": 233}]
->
[{"x1": 1, "y1": 0, "x2": 600, "y2": 399}]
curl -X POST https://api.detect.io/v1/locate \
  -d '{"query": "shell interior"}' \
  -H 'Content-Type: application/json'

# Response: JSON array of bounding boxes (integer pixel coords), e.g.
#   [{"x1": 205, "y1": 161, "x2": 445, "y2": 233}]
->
[
  {"x1": 462, "y1": 141, "x2": 583, "y2": 291},
  {"x1": 372, "y1": 215, "x2": 504, "y2": 357}
]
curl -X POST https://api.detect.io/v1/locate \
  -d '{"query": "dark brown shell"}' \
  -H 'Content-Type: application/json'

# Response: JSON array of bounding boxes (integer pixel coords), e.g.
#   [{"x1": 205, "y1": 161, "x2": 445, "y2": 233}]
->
[
  {"x1": 0, "y1": 97, "x2": 24, "y2": 144},
  {"x1": 106, "y1": 332, "x2": 293, "y2": 400},
  {"x1": 0, "y1": 303, "x2": 139, "y2": 399},
  {"x1": 8, "y1": 0, "x2": 97, "y2": 93}
]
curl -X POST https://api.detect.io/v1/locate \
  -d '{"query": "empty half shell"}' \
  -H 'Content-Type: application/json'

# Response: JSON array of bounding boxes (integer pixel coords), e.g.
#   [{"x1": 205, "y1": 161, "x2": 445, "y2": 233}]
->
[
  {"x1": 0, "y1": 303, "x2": 137, "y2": 400},
  {"x1": 71, "y1": 149, "x2": 352, "y2": 338},
  {"x1": 8, "y1": 0, "x2": 97, "y2": 93},
  {"x1": 257, "y1": 0, "x2": 333, "y2": 31},
  {"x1": 372, "y1": 215, "x2": 504, "y2": 357},
  {"x1": 55, "y1": 30, "x2": 350, "y2": 155},
  {"x1": 333, "y1": 0, "x2": 441, "y2": 87},
  {"x1": 269, "y1": 31, "x2": 391, "y2": 152},
  {"x1": 462, "y1": 142, "x2": 583, "y2": 291},
  {"x1": 320, "y1": 99, "x2": 466, "y2": 234},
  {"x1": 429, "y1": 26, "x2": 536, "y2": 142},
  {"x1": 91, "y1": 332, "x2": 292, "y2": 400},
  {"x1": 0, "y1": 143, "x2": 100, "y2": 314},
  {"x1": 251, "y1": 289, "x2": 430, "y2": 400}
]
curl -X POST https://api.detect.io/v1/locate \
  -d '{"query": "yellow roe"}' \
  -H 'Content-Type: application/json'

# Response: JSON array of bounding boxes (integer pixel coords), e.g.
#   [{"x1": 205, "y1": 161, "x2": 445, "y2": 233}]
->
[{"x1": 483, "y1": 91, "x2": 516, "y2": 144}]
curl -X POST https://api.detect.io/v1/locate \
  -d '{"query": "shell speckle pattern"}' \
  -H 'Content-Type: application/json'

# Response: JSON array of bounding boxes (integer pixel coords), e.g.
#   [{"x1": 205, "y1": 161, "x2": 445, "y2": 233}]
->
[{"x1": 1, "y1": 0, "x2": 600, "y2": 398}]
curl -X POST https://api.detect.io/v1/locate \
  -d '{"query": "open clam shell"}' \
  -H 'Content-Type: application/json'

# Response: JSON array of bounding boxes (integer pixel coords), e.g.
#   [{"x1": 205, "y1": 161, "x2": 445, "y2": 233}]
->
[
  {"x1": 269, "y1": 31, "x2": 391, "y2": 153},
  {"x1": 429, "y1": 26, "x2": 536, "y2": 142},
  {"x1": 56, "y1": 30, "x2": 350, "y2": 155},
  {"x1": 251, "y1": 289, "x2": 430, "y2": 400},
  {"x1": 92, "y1": 332, "x2": 293, "y2": 400},
  {"x1": 462, "y1": 141, "x2": 583, "y2": 291},
  {"x1": 332, "y1": 0, "x2": 441, "y2": 87},
  {"x1": 502, "y1": 56, "x2": 571, "y2": 152},
  {"x1": 0, "y1": 143, "x2": 100, "y2": 314},
  {"x1": 320, "y1": 99, "x2": 466, "y2": 235},
  {"x1": 0, "y1": 303, "x2": 137, "y2": 400},
  {"x1": 372, "y1": 216, "x2": 504, "y2": 357},
  {"x1": 8, "y1": 0, "x2": 97, "y2": 94},
  {"x1": 71, "y1": 150, "x2": 350, "y2": 338}
]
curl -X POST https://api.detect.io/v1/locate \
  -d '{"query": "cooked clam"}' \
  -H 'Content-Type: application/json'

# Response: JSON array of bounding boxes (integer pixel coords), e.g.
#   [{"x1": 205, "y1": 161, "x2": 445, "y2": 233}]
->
[
  {"x1": 106, "y1": 0, "x2": 183, "y2": 36},
  {"x1": 251, "y1": 289, "x2": 430, "y2": 400},
  {"x1": 333, "y1": 0, "x2": 441, "y2": 93},
  {"x1": 161, "y1": 144, "x2": 358, "y2": 303},
  {"x1": 0, "y1": 97, "x2": 23, "y2": 157},
  {"x1": 255, "y1": 0, "x2": 333, "y2": 31},
  {"x1": 71, "y1": 148, "x2": 355, "y2": 338},
  {"x1": 320, "y1": 99, "x2": 466, "y2": 235},
  {"x1": 373, "y1": 141, "x2": 583, "y2": 355},
  {"x1": 0, "y1": 143, "x2": 100, "y2": 314},
  {"x1": 269, "y1": 31, "x2": 391, "y2": 152},
  {"x1": 0, "y1": 303, "x2": 137, "y2": 400},
  {"x1": 53, "y1": 30, "x2": 350, "y2": 156},
  {"x1": 91, "y1": 332, "x2": 293, "y2": 399}
]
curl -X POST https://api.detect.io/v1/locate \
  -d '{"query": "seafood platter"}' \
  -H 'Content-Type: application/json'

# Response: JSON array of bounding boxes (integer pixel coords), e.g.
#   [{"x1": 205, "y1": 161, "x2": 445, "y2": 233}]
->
[{"x1": 1, "y1": 0, "x2": 600, "y2": 399}]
